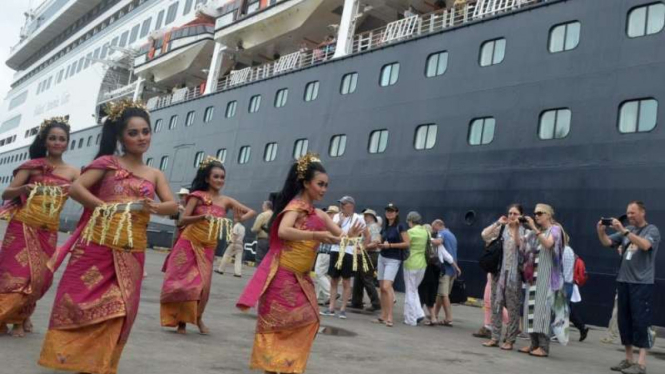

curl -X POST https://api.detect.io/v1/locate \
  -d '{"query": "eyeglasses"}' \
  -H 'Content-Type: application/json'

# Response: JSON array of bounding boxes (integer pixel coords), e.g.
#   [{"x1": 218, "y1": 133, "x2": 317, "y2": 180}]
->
[{"x1": 534, "y1": 211, "x2": 546, "y2": 216}]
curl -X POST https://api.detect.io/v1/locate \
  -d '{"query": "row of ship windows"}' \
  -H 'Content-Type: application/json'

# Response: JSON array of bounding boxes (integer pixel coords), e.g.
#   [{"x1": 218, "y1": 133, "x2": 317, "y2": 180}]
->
[{"x1": 20, "y1": 0, "x2": 211, "y2": 95}]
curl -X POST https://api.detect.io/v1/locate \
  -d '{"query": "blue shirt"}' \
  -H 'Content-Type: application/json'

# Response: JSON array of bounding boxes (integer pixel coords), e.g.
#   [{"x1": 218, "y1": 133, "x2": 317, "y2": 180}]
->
[{"x1": 439, "y1": 229, "x2": 458, "y2": 276}]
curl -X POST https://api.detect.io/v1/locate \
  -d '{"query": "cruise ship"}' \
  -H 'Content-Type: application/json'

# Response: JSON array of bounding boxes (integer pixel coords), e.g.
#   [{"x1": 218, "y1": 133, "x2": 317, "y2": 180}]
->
[{"x1": 0, "y1": 0, "x2": 664, "y2": 327}]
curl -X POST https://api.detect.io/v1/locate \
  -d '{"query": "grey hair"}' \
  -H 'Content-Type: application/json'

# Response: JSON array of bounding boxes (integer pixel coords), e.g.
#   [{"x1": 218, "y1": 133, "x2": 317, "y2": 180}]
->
[
  {"x1": 432, "y1": 219, "x2": 444, "y2": 227},
  {"x1": 406, "y1": 211, "x2": 422, "y2": 224}
]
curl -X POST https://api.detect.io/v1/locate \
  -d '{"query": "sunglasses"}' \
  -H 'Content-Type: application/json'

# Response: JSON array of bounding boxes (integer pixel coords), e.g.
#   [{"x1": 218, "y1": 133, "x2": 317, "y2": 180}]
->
[{"x1": 534, "y1": 211, "x2": 546, "y2": 216}]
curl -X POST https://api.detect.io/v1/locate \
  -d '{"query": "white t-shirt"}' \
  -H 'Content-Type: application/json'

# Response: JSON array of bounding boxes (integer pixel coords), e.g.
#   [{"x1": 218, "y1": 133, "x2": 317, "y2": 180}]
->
[
  {"x1": 330, "y1": 213, "x2": 365, "y2": 255},
  {"x1": 232, "y1": 222, "x2": 246, "y2": 245}
]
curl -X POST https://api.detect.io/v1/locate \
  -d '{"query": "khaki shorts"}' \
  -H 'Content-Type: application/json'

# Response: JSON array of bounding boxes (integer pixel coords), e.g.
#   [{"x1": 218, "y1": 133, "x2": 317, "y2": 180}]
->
[{"x1": 437, "y1": 275, "x2": 455, "y2": 297}]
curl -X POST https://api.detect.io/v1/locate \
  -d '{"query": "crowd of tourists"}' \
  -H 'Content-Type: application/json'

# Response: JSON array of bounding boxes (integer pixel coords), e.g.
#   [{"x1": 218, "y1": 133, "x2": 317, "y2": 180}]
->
[{"x1": 0, "y1": 101, "x2": 660, "y2": 374}]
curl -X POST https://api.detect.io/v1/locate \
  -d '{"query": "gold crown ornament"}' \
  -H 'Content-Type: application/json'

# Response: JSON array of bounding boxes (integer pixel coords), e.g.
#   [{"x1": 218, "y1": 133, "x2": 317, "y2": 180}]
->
[
  {"x1": 296, "y1": 152, "x2": 321, "y2": 181},
  {"x1": 104, "y1": 98, "x2": 148, "y2": 121},
  {"x1": 198, "y1": 155, "x2": 224, "y2": 170},
  {"x1": 39, "y1": 116, "x2": 70, "y2": 137}
]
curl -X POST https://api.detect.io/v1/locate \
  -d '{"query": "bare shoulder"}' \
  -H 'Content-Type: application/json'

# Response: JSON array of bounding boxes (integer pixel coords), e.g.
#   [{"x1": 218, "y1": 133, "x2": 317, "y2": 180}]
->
[{"x1": 314, "y1": 208, "x2": 328, "y2": 219}]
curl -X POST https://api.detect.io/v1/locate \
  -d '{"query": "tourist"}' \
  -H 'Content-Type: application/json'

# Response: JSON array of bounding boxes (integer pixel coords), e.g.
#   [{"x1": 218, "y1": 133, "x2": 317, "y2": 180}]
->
[
  {"x1": 251, "y1": 200, "x2": 273, "y2": 265},
  {"x1": 432, "y1": 219, "x2": 461, "y2": 326},
  {"x1": 418, "y1": 224, "x2": 440, "y2": 325},
  {"x1": 315, "y1": 205, "x2": 338, "y2": 304},
  {"x1": 161, "y1": 156, "x2": 254, "y2": 334},
  {"x1": 0, "y1": 117, "x2": 79, "y2": 337},
  {"x1": 562, "y1": 244, "x2": 589, "y2": 341},
  {"x1": 403, "y1": 211, "x2": 428, "y2": 326},
  {"x1": 519, "y1": 203, "x2": 568, "y2": 358},
  {"x1": 350, "y1": 208, "x2": 381, "y2": 312},
  {"x1": 601, "y1": 291, "x2": 620, "y2": 344},
  {"x1": 376, "y1": 203, "x2": 409, "y2": 327},
  {"x1": 216, "y1": 219, "x2": 247, "y2": 277},
  {"x1": 171, "y1": 187, "x2": 189, "y2": 244},
  {"x1": 597, "y1": 201, "x2": 660, "y2": 374},
  {"x1": 481, "y1": 204, "x2": 527, "y2": 350},
  {"x1": 237, "y1": 153, "x2": 362, "y2": 374},
  {"x1": 39, "y1": 99, "x2": 178, "y2": 374},
  {"x1": 322, "y1": 196, "x2": 368, "y2": 319}
]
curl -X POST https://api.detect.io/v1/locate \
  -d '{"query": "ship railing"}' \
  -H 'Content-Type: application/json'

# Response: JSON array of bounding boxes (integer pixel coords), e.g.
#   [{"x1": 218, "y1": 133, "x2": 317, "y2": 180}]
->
[{"x1": 352, "y1": 0, "x2": 541, "y2": 53}]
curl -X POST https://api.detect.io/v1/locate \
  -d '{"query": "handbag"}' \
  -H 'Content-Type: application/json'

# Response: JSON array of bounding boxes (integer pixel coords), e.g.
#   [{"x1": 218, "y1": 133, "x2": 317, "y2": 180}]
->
[
  {"x1": 479, "y1": 224, "x2": 505, "y2": 274},
  {"x1": 449, "y1": 277, "x2": 468, "y2": 304},
  {"x1": 425, "y1": 233, "x2": 441, "y2": 267}
]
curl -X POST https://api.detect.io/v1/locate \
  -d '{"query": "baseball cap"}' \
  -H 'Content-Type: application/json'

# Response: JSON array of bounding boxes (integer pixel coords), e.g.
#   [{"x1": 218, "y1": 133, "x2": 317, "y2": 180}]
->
[
  {"x1": 326, "y1": 205, "x2": 340, "y2": 214},
  {"x1": 385, "y1": 203, "x2": 398, "y2": 211},
  {"x1": 338, "y1": 196, "x2": 356, "y2": 205}
]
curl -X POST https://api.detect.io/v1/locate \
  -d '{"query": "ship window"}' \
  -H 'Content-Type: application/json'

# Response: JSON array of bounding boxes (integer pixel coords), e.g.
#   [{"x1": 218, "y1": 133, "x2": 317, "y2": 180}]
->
[
  {"x1": 166, "y1": 2, "x2": 179, "y2": 25},
  {"x1": 56, "y1": 69, "x2": 64, "y2": 84},
  {"x1": 155, "y1": 10, "x2": 165, "y2": 30},
  {"x1": 76, "y1": 57, "x2": 84, "y2": 73},
  {"x1": 129, "y1": 24, "x2": 140, "y2": 44},
  {"x1": 184, "y1": 0, "x2": 194, "y2": 15},
  {"x1": 216, "y1": 148, "x2": 227, "y2": 162},
  {"x1": 194, "y1": 151, "x2": 205, "y2": 167},
  {"x1": 368, "y1": 130, "x2": 389, "y2": 154},
  {"x1": 425, "y1": 51, "x2": 448, "y2": 78},
  {"x1": 101, "y1": 43, "x2": 109, "y2": 59},
  {"x1": 154, "y1": 119, "x2": 163, "y2": 132},
  {"x1": 238, "y1": 146, "x2": 251, "y2": 164},
  {"x1": 247, "y1": 0, "x2": 260, "y2": 14},
  {"x1": 274, "y1": 88, "x2": 288, "y2": 108},
  {"x1": 140, "y1": 18, "x2": 152, "y2": 38},
  {"x1": 169, "y1": 115, "x2": 178, "y2": 130},
  {"x1": 264, "y1": 142, "x2": 278, "y2": 162},
  {"x1": 146, "y1": 157, "x2": 154, "y2": 167},
  {"x1": 87, "y1": 136, "x2": 93, "y2": 147},
  {"x1": 96, "y1": 134, "x2": 101, "y2": 145},
  {"x1": 119, "y1": 31, "x2": 129, "y2": 47},
  {"x1": 70, "y1": 140, "x2": 76, "y2": 150},
  {"x1": 468, "y1": 117, "x2": 496, "y2": 145},
  {"x1": 249, "y1": 95, "x2": 262, "y2": 113},
  {"x1": 204, "y1": 106, "x2": 215, "y2": 123},
  {"x1": 160, "y1": 156, "x2": 169, "y2": 171},
  {"x1": 111, "y1": 36, "x2": 119, "y2": 47},
  {"x1": 293, "y1": 139, "x2": 309, "y2": 159},
  {"x1": 479, "y1": 38, "x2": 506, "y2": 67},
  {"x1": 185, "y1": 111, "x2": 196, "y2": 126},
  {"x1": 329, "y1": 135, "x2": 347, "y2": 157},
  {"x1": 627, "y1": 3, "x2": 665, "y2": 38},
  {"x1": 78, "y1": 139, "x2": 84, "y2": 149},
  {"x1": 414, "y1": 124, "x2": 438, "y2": 150},
  {"x1": 340, "y1": 72, "x2": 358, "y2": 95},
  {"x1": 549, "y1": 22, "x2": 581, "y2": 53},
  {"x1": 93, "y1": 48, "x2": 100, "y2": 61},
  {"x1": 618, "y1": 98, "x2": 658, "y2": 133},
  {"x1": 304, "y1": 81, "x2": 319, "y2": 102},
  {"x1": 379, "y1": 62, "x2": 400, "y2": 87},
  {"x1": 539, "y1": 109, "x2": 571, "y2": 140},
  {"x1": 225, "y1": 101, "x2": 237, "y2": 118}
]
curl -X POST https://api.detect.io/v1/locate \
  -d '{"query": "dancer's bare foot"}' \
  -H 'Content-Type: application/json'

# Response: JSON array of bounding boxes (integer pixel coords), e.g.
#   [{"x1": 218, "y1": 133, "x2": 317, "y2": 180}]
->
[
  {"x1": 176, "y1": 322, "x2": 186, "y2": 335},
  {"x1": 10, "y1": 324, "x2": 26, "y2": 337},
  {"x1": 197, "y1": 319, "x2": 210, "y2": 335},
  {"x1": 0, "y1": 323, "x2": 8, "y2": 335},
  {"x1": 23, "y1": 318, "x2": 33, "y2": 333}
]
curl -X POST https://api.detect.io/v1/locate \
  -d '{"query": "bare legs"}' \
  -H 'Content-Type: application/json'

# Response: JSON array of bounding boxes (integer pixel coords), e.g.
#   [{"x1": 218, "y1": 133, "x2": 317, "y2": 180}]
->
[
  {"x1": 625, "y1": 345, "x2": 648, "y2": 368},
  {"x1": 328, "y1": 277, "x2": 351, "y2": 313},
  {"x1": 379, "y1": 280, "x2": 395, "y2": 324}
]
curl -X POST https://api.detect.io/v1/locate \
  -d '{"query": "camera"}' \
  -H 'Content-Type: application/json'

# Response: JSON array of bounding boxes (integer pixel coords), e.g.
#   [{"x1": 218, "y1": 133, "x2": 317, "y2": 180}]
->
[
  {"x1": 518, "y1": 216, "x2": 528, "y2": 224},
  {"x1": 601, "y1": 217, "x2": 614, "y2": 226}
]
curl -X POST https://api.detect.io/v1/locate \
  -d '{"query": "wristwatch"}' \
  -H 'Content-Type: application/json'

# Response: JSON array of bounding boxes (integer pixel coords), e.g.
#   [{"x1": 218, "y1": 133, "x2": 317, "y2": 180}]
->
[{"x1": 622, "y1": 230, "x2": 631, "y2": 237}]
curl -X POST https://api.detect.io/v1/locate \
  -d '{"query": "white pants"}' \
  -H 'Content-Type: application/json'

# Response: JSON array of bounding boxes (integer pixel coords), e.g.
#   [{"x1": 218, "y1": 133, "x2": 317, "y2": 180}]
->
[
  {"x1": 218, "y1": 243, "x2": 243, "y2": 276},
  {"x1": 315, "y1": 253, "x2": 331, "y2": 300},
  {"x1": 403, "y1": 269, "x2": 426, "y2": 326}
]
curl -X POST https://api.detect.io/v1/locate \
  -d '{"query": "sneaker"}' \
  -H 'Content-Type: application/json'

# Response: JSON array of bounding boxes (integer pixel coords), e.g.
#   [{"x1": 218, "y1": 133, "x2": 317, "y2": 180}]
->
[
  {"x1": 550, "y1": 336, "x2": 558, "y2": 342},
  {"x1": 601, "y1": 336, "x2": 617, "y2": 344},
  {"x1": 579, "y1": 327, "x2": 589, "y2": 342},
  {"x1": 472, "y1": 326, "x2": 492, "y2": 339},
  {"x1": 621, "y1": 364, "x2": 646, "y2": 374},
  {"x1": 338, "y1": 311, "x2": 347, "y2": 319},
  {"x1": 319, "y1": 308, "x2": 335, "y2": 316},
  {"x1": 610, "y1": 360, "x2": 634, "y2": 372}
]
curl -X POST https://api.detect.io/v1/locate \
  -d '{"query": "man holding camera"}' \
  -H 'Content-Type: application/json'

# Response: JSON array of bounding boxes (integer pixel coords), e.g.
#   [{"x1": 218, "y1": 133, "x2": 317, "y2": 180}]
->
[{"x1": 597, "y1": 201, "x2": 660, "y2": 374}]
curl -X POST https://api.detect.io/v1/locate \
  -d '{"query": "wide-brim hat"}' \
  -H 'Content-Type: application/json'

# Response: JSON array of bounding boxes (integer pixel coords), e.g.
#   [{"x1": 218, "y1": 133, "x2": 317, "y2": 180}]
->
[
  {"x1": 326, "y1": 205, "x2": 340, "y2": 214},
  {"x1": 178, "y1": 188, "x2": 190, "y2": 195},
  {"x1": 363, "y1": 209, "x2": 378, "y2": 221}
]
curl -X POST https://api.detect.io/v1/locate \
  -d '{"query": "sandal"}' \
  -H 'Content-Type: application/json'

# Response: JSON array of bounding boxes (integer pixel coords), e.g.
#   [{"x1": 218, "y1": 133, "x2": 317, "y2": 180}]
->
[
  {"x1": 518, "y1": 346, "x2": 532, "y2": 354},
  {"x1": 482, "y1": 340, "x2": 500, "y2": 347},
  {"x1": 385, "y1": 321, "x2": 394, "y2": 327},
  {"x1": 529, "y1": 348, "x2": 548, "y2": 358},
  {"x1": 500, "y1": 342, "x2": 514, "y2": 351},
  {"x1": 371, "y1": 318, "x2": 385, "y2": 324},
  {"x1": 441, "y1": 320, "x2": 453, "y2": 327}
]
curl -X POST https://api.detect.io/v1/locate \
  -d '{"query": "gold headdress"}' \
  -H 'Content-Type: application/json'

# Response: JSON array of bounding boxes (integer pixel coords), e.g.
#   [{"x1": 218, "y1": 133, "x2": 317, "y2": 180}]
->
[
  {"x1": 199, "y1": 155, "x2": 223, "y2": 170},
  {"x1": 296, "y1": 152, "x2": 321, "y2": 180},
  {"x1": 39, "y1": 116, "x2": 70, "y2": 137},
  {"x1": 104, "y1": 98, "x2": 149, "y2": 121}
]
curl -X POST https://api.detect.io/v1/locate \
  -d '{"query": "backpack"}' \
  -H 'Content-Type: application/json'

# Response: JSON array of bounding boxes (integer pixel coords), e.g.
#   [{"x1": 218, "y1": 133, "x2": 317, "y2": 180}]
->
[
  {"x1": 425, "y1": 232, "x2": 441, "y2": 267},
  {"x1": 573, "y1": 255, "x2": 588, "y2": 287},
  {"x1": 479, "y1": 225, "x2": 505, "y2": 274}
]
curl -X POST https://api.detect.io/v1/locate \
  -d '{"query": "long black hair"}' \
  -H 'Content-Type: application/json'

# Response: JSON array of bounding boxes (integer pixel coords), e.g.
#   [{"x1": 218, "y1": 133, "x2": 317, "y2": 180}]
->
[
  {"x1": 96, "y1": 107, "x2": 151, "y2": 158},
  {"x1": 269, "y1": 160, "x2": 327, "y2": 228},
  {"x1": 190, "y1": 161, "x2": 225, "y2": 193},
  {"x1": 383, "y1": 209, "x2": 401, "y2": 231},
  {"x1": 29, "y1": 120, "x2": 70, "y2": 159}
]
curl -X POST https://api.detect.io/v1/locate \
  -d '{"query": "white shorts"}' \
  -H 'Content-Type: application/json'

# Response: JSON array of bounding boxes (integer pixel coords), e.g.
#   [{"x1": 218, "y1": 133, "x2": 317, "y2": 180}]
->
[{"x1": 377, "y1": 255, "x2": 401, "y2": 281}]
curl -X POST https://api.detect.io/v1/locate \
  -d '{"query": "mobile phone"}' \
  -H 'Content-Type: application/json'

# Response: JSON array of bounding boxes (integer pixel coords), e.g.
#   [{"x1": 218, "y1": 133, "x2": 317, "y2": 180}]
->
[
  {"x1": 601, "y1": 218, "x2": 613, "y2": 226},
  {"x1": 518, "y1": 217, "x2": 528, "y2": 224}
]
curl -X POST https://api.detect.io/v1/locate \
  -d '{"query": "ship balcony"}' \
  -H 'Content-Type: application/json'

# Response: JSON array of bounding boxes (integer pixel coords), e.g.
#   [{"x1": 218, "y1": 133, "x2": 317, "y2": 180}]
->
[{"x1": 134, "y1": 23, "x2": 216, "y2": 88}]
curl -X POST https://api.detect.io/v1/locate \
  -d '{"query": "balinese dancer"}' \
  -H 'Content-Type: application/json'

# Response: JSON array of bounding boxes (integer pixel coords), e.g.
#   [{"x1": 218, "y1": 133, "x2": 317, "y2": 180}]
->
[
  {"x1": 38, "y1": 99, "x2": 177, "y2": 374},
  {"x1": 237, "y1": 153, "x2": 363, "y2": 374},
  {"x1": 0, "y1": 117, "x2": 78, "y2": 337},
  {"x1": 160, "y1": 155, "x2": 255, "y2": 335}
]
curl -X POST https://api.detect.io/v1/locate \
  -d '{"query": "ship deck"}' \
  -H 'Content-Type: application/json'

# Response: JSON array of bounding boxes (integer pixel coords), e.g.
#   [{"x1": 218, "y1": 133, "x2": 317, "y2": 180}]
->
[{"x1": 2, "y1": 221, "x2": 665, "y2": 374}]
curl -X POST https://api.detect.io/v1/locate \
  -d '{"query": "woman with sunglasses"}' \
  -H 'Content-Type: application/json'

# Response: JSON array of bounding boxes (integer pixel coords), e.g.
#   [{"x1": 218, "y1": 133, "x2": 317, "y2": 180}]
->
[
  {"x1": 519, "y1": 203, "x2": 568, "y2": 358},
  {"x1": 481, "y1": 204, "x2": 528, "y2": 350}
]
